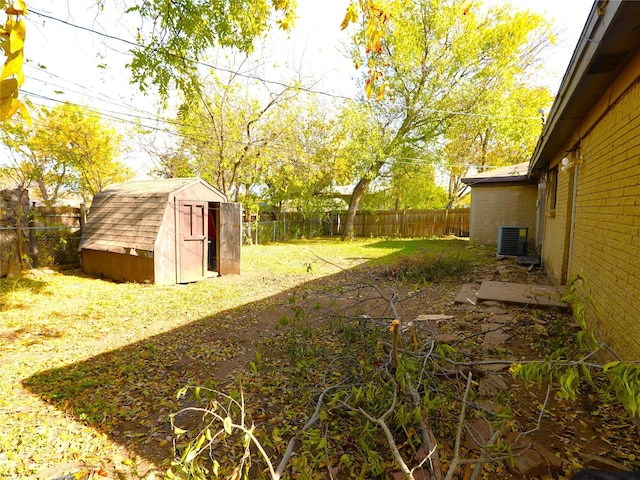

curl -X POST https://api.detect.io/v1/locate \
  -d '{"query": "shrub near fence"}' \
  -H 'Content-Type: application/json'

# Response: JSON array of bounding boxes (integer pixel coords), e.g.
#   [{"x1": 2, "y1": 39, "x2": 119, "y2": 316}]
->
[
  {"x1": 0, "y1": 226, "x2": 82, "y2": 274},
  {"x1": 0, "y1": 205, "x2": 83, "y2": 275}
]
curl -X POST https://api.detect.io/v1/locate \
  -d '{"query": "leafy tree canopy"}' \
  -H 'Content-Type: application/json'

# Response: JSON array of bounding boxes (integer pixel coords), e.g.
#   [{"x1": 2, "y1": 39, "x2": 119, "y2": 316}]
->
[
  {"x1": 337, "y1": 0, "x2": 554, "y2": 237},
  {"x1": 119, "y1": 0, "x2": 297, "y2": 98},
  {"x1": 1, "y1": 102, "x2": 133, "y2": 205}
]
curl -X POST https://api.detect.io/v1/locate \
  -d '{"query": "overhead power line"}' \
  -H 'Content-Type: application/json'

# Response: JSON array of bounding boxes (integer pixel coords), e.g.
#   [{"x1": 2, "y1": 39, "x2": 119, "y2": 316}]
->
[
  {"x1": 28, "y1": 8, "x2": 355, "y2": 102},
  {"x1": 26, "y1": 8, "x2": 545, "y2": 122},
  {"x1": 14, "y1": 5, "x2": 547, "y2": 172}
]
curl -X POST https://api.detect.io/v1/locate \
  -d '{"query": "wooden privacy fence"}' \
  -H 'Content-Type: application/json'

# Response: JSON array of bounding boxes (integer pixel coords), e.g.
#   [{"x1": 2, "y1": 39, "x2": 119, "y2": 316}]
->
[
  {"x1": 333, "y1": 208, "x2": 470, "y2": 238},
  {"x1": 31, "y1": 205, "x2": 85, "y2": 227}
]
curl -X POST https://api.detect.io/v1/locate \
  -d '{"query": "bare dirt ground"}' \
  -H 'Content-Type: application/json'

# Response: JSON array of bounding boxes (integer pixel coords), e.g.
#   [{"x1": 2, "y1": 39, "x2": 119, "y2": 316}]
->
[{"x1": 164, "y1": 257, "x2": 639, "y2": 479}]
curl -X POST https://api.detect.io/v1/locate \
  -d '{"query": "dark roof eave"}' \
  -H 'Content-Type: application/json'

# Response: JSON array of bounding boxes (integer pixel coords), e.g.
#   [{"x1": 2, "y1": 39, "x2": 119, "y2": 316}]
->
[
  {"x1": 529, "y1": 1, "x2": 640, "y2": 173},
  {"x1": 461, "y1": 176, "x2": 531, "y2": 186}
]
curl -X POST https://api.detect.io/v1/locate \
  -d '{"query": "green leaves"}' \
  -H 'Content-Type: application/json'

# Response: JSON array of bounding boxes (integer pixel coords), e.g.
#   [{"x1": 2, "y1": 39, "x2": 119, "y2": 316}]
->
[
  {"x1": 558, "y1": 367, "x2": 580, "y2": 401},
  {"x1": 603, "y1": 362, "x2": 640, "y2": 417},
  {"x1": 125, "y1": 0, "x2": 295, "y2": 98}
]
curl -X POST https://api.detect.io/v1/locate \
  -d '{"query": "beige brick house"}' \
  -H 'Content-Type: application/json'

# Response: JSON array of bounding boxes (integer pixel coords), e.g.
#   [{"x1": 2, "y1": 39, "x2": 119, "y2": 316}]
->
[
  {"x1": 461, "y1": 162, "x2": 537, "y2": 248},
  {"x1": 529, "y1": 1, "x2": 640, "y2": 360}
]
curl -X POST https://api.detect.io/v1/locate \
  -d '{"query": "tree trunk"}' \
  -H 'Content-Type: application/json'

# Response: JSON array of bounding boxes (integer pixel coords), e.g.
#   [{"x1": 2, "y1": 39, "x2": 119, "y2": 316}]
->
[
  {"x1": 15, "y1": 186, "x2": 27, "y2": 269},
  {"x1": 341, "y1": 177, "x2": 372, "y2": 240}
]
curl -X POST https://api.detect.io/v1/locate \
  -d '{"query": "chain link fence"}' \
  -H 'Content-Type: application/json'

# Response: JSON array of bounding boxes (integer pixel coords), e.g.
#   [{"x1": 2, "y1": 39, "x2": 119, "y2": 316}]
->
[
  {"x1": 0, "y1": 226, "x2": 81, "y2": 275},
  {"x1": 242, "y1": 214, "x2": 332, "y2": 245}
]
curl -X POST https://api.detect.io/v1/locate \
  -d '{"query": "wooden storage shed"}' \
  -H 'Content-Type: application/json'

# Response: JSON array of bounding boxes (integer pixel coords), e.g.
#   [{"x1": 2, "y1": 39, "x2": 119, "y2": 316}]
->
[{"x1": 79, "y1": 178, "x2": 241, "y2": 284}]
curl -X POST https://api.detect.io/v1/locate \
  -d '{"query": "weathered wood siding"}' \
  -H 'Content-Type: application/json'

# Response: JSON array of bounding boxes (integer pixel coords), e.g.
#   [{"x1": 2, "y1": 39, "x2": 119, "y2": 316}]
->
[{"x1": 81, "y1": 249, "x2": 154, "y2": 283}]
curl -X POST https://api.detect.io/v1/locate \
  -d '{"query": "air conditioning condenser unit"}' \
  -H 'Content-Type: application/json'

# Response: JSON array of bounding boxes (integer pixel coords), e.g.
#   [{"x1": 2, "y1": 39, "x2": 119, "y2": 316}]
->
[{"x1": 497, "y1": 226, "x2": 528, "y2": 256}]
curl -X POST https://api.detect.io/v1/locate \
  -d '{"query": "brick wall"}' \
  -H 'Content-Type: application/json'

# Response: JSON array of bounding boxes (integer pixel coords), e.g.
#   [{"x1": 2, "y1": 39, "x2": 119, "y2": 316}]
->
[
  {"x1": 568, "y1": 80, "x2": 640, "y2": 360},
  {"x1": 542, "y1": 168, "x2": 571, "y2": 284},
  {"x1": 542, "y1": 72, "x2": 640, "y2": 360},
  {"x1": 469, "y1": 184, "x2": 538, "y2": 246}
]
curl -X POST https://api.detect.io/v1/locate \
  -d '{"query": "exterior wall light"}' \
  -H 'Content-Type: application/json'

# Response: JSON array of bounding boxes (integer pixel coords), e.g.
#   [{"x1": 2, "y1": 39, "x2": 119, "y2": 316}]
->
[{"x1": 560, "y1": 155, "x2": 583, "y2": 173}]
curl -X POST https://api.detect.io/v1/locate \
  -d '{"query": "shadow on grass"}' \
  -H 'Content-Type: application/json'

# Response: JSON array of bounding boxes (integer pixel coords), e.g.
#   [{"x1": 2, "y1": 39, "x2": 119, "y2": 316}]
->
[
  {"x1": 362, "y1": 238, "x2": 462, "y2": 250},
  {"x1": 22, "y1": 240, "x2": 432, "y2": 471},
  {"x1": 21, "y1": 239, "x2": 488, "y2": 475}
]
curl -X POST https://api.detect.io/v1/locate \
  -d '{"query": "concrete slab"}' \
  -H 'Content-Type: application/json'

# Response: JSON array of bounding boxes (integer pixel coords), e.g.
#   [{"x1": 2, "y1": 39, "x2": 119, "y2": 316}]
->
[
  {"x1": 482, "y1": 332, "x2": 511, "y2": 347},
  {"x1": 476, "y1": 281, "x2": 568, "y2": 310},
  {"x1": 454, "y1": 283, "x2": 477, "y2": 305}
]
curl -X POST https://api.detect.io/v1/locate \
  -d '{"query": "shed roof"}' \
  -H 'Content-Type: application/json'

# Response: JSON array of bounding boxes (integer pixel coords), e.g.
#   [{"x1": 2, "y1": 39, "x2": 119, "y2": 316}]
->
[
  {"x1": 461, "y1": 162, "x2": 530, "y2": 186},
  {"x1": 79, "y1": 178, "x2": 225, "y2": 253}
]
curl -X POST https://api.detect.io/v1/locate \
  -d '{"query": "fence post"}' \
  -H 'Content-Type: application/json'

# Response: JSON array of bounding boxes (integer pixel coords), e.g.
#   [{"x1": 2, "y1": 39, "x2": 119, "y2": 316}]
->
[
  {"x1": 255, "y1": 217, "x2": 258, "y2": 245},
  {"x1": 444, "y1": 208, "x2": 450, "y2": 235},
  {"x1": 363, "y1": 212, "x2": 367, "y2": 237}
]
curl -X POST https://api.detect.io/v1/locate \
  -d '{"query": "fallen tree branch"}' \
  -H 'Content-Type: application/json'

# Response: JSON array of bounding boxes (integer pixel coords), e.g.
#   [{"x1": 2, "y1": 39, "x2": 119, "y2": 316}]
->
[
  {"x1": 355, "y1": 387, "x2": 416, "y2": 479},
  {"x1": 443, "y1": 372, "x2": 473, "y2": 480},
  {"x1": 274, "y1": 382, "x2": 345, "y2": 479}
]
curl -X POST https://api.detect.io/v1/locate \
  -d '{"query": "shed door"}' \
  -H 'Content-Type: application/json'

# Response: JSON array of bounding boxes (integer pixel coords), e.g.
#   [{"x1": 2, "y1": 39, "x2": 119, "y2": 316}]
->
[
  {"x1": 178, "y1": 201, "x2": 207, "y2": 283},
  {"x1": 218, "y1": 202, "x2": 242, "y2": 275}
]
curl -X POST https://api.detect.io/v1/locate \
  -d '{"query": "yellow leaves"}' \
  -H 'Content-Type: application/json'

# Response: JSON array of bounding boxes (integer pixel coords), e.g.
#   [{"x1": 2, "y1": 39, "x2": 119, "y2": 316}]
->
[
  {"x1": 389, "y1": 318, "x2": 400, "y2": 333},
  {"x1": 0, "y1": 77, "x2": 17, "y2": 100},
  {"x1": 1, "y1": 0, "x2": 28, "y2": 123},
  {"x1": 365, "y1": 78, "x2": 374, "y2": 99},
  {"x1": 223, "y1": 416, "x2": 233, "y2": 434},
  {"x1": 364, "y1": 76, "x2": 387, "y2": 101},
  {"x1": 375, "y1": 82, "x2": 387, "y2": 100},
  {"x1": 9, "y1": 16, "x2": 25, "y2": 53},
  {"x1": 343, "y1": 1, "x2": 393, "y2": 99},
  {"x1": 364, "y1": 18, "x2": 382, "y2": 55},
  {"x1": 2, "y1": 16, "x2": 26, "y2": 84},
  {"x1": 272, "y1": 0, "x2": 296, "y2": 31},
  {"x1": 341, "y1": 3, "x2": 359, "y2": 31},
  {"x1": 0, "y1": 93, "x2": 19, "y2": 118},
  {"x1": 0, "y1": 76, "x2": 30, "y2": 123},
  {"x1": 5, "y1": 0, "x2": 27, "y2": 15},
  {"x1": 1, "y1": 48, "x2": 23, "y2": 81}
]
